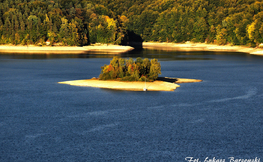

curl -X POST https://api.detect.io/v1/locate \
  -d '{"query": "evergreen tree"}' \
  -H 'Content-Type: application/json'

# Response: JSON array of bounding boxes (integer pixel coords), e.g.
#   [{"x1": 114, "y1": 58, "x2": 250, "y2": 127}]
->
[
  {"x1": 59, "y1": 17, "x2": 70, "y2": 44},
  {"x1": 4, "y1": 17, "x2": 11, "y2": 36}
]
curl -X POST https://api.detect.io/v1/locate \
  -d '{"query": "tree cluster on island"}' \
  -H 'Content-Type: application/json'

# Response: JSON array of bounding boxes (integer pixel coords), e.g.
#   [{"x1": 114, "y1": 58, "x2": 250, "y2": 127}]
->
[
  {"x1": 1, "y1": 0, "x2": 263, "y2": 47},
  {"x1": 99, "y1": 57, "x2": 161, "y2": 81}
]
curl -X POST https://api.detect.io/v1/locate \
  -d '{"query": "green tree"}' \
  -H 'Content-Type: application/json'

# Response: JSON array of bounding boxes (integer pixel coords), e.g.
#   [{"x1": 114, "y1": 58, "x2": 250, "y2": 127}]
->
[
  {"x1": 68, "y1": 19, "x2": 79, "y2": 45},
  {"x1": 216, "y1": 25, "x2": 227, "y2": 45},
  {"x1": 59, "y1": 17, "x2": 70, "y2": 44},
  {"x1": 3, "y1": 17, "x2": 11, "y2": 37},
  {"x1": 193, "y1": 17, "x2": 208, "y2": 42},
  {"x1": 149, "y1": 59, "x2": 161, "y2": 80},
  {"x1": 142, "y1": 58, "x2": 151, "y2": 76}
]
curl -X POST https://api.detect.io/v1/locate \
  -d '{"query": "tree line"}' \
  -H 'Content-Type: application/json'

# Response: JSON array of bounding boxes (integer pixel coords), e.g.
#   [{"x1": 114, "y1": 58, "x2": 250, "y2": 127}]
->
[
  {"x1": 99, "y1": 57, "x2": 161, "y2": 81},
  {"x1": 1, "y1": 0, "x2": 263, "y2": 46}
]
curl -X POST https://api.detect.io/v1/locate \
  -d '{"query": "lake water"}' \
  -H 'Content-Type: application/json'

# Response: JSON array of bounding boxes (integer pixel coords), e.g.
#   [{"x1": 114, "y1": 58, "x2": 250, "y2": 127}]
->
[{"x1": 0, "y1": 50, "x2": 262, "y2": 161}]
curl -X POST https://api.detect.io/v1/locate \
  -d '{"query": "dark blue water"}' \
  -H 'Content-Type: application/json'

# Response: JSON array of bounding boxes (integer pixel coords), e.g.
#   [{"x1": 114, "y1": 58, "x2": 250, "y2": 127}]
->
[{"x1": 0, "y1": 51, "x2": 263, "y2": 161}]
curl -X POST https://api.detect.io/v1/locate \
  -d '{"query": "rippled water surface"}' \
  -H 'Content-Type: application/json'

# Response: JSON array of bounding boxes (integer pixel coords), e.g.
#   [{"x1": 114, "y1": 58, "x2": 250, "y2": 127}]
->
[{"x1": 0, "y1": 50, "x2": 263, "y2": 161}]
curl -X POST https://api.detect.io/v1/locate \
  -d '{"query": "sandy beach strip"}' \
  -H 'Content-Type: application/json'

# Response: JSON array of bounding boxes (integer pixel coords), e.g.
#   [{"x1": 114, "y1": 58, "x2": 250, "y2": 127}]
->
[
  {"x1": 58, "y1": 79, "x2": 181, "y2": 91},
  {"x1": 0, "y1": 45, "x2": 134, "y2": 54},
  {"x1": 83, "y1": 45, "x2": 134, "y2": 54},
  {"x1": 143, "y1": 42, "x2": 263, "y2": 55},
  {"x1": 0, "y1": 45, "x2": 88, "y2": 54}
]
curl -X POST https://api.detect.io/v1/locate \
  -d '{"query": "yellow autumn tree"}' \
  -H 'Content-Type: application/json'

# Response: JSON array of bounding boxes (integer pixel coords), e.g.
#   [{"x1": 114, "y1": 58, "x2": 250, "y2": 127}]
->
[
  {"x1": 105, "y1": 16, "x2": 117, "y2": 43},
  {"x1": 247, "y1": 21, "x2": 256, "y2": 42}
]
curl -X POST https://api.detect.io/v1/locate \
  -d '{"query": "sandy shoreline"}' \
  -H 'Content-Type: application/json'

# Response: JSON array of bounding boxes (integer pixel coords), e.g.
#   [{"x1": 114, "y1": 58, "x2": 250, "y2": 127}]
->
[
  {"x1": 1, "y1": 42, "x2": 262, "y2": 55},
  {"x1": 0, "y1": 45, "x2": 134, "y2": 54},
  {"x1": 0, "y1": 45, "x2": 87, "y2": 54},
  {"x1": 143, "y1": 42, "x2": 263, "y2": 55},
  {"x1": 58, "y1": 78, "x2": 202, "y2": 91}
]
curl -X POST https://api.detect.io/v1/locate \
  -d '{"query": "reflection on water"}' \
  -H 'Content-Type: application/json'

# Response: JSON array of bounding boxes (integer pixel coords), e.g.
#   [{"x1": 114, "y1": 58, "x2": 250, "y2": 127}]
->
[
  {"x1": 0, "y1": 49, "x2": 250, "y2": 60},
  {"x1": 0, "y1": 53, "x2": 83, "y2": 59}
]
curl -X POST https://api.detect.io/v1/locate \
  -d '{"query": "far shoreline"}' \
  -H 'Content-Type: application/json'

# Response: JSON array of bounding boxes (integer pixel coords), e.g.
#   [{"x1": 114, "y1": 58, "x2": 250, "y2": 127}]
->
[
  {"x1": 1, "y1": 42, "x2": 263, "y2": 55},
  {"x1": 143, "y1": 42, "x2": 263, "y2": 56}
]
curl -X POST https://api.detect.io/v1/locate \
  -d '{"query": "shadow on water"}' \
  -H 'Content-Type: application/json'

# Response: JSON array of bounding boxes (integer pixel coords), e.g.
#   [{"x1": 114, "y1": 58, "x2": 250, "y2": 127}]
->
[{"x1": 157, "y1": 77, "x2": 178, "y2": 83}]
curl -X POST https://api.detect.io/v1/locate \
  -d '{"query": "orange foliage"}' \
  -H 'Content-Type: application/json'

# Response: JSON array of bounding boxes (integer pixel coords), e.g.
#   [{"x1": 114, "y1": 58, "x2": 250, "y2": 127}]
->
[
  {"x1": 107, "y1": 64, "x2": 114, "y2": 72},
  {"x1": 75, "y1": 8, "x2": 84, "y2": 20}
]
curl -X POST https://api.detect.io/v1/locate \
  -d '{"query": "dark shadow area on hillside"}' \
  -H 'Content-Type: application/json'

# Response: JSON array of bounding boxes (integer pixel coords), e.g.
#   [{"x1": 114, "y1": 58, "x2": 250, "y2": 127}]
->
[
  {"x1": 157, "y1": 77, "x2": 178, "y2": 83},
  {"x1": 121, "y1": 31, "x2": 143, "y2": 50}
]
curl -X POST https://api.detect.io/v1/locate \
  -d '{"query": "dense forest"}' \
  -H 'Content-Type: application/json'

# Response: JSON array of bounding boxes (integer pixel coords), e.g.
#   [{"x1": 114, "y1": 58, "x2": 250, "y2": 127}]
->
[
  {"x1": 1, "y1": 0, "x2": 263, "y2": 46},
  {"x1": 99, "y1": 57, "x2": 161, "y2": 81}
]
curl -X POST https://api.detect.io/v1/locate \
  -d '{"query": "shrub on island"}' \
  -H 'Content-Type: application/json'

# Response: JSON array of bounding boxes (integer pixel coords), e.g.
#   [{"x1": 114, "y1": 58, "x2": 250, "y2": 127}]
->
[{"x1": 99, "y1": 57, "x2": 161, "y2": 81}]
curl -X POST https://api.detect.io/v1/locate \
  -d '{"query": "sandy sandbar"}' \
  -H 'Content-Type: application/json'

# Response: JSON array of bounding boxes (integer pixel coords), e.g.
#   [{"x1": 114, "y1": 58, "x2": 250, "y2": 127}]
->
[
  {"x1": 175, "y1": 78, "x2": 203, "y2": 83},
  {"x1": 58, "y1": 78, "x2": 202, "y2": 91}
]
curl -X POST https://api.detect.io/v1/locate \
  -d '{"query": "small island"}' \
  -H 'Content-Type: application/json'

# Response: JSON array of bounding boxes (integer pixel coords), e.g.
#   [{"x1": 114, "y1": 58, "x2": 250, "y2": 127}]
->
[
  {"x1": 98, "y1": 57, "x2": 161, "y2": 82},
  {"x1": 59, "y1": 57, "x2": 202, "y2": 91}
]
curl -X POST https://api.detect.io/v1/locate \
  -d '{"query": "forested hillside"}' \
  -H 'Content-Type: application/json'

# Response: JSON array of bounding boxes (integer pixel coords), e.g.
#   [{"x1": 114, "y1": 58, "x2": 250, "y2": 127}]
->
[{"x1": 1, "y1": 0, "x2": 263, "y2": 46}]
